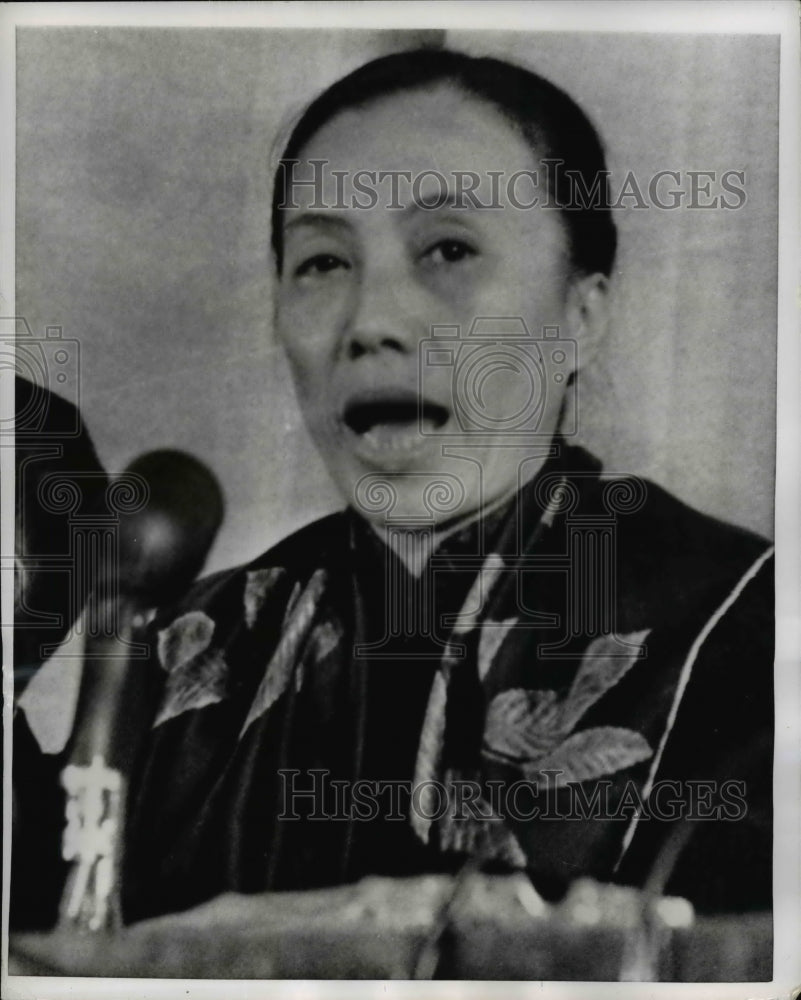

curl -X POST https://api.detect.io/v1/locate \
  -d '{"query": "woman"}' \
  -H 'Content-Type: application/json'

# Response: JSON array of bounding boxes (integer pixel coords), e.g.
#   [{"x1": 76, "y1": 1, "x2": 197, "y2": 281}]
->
[{"x1": 123, "y1": 49, "x2": 773, "y2": 923}]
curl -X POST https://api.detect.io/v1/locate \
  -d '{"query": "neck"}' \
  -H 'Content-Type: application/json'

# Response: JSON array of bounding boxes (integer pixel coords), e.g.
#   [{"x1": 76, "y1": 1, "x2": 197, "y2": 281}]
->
[{"x1": 366, "y1": 485, "x2": 521, "y2": 577}]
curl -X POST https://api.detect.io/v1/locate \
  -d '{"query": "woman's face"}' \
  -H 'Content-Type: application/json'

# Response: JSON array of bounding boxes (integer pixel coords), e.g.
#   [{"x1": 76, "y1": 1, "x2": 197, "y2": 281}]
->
[{"x1": 276, "y1": 84, "x2": 607, "y2": 527}]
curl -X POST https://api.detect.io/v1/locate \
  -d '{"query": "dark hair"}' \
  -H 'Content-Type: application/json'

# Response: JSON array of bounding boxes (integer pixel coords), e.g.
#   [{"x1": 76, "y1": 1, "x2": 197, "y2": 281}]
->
[{"x1": 271, "y1": 48, "x2": 617, "y2": 277}]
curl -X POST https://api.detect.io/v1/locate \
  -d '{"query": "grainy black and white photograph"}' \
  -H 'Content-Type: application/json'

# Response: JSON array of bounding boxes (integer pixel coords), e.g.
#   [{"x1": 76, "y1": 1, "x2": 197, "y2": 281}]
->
[{"x1": 3, "y1": 1, "x2": 799, "y2": 994}]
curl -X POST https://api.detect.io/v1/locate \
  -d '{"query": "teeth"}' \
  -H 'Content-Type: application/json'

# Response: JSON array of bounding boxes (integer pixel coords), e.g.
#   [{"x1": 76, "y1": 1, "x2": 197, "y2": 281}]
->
[{"x1": 360, "y1": 418, "x2": 436, "y2": 453}]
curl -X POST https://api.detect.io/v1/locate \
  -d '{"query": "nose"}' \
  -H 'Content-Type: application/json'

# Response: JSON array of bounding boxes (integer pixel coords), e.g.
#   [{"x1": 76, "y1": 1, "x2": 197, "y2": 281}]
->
[{"x1": 344, "y1": 263, "x2": 425, "y2": 360}]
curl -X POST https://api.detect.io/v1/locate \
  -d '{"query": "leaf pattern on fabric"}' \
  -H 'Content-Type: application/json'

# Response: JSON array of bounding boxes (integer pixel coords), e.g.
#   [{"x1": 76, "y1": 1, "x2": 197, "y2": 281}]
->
[
  {"x1": 482, "y1": 630, "x2": 653, "y2": 786},
  {"x1": 411, "y1": 670, "x2": 449, "y2": 844},
  {"x1": 483, "y1": 688, "x2": 562, "y2": 761},
  {"x1": 438, "y1": 801, "x2": 529, "y2": 868},
  {"x1": 525, "y1": 726, "x2": 653, "y2": 787},
  {"x1": 477, "y1": 618, "x2": 518, "y2": 681},
  {"x1": 243, "y1": 567, "x2": 286, "y2": 629},
  {"x1": 154, "y1": 647, "x2": 229, "y2": 727},
  {"x1": 308, "y1": 620, "x2": 342, "y2": 663},
  {"x1": 283, "y1": 580, "x2": 303, "y2": 626},
  {"x1": 436, "y1": 769, "x2": 528, "y2": 868},
  {"x1": 558, "y1": 630, "x2": 651, "y2": 733},
  {"x1": 239, "y1": 569, "x2": 327, "y2": 738},
  {"x1": 156, "y1": 610, "x2": 215, "y2": 674},
  {"x1": 292, "y1": 621, "x2": 344, "y2": 695},
  {"x1": 453, "y1": 553, "x2": 506, "y2": 634},
  {"x1": 411, "y1": 553, "x2": 508, "y2": 845}
]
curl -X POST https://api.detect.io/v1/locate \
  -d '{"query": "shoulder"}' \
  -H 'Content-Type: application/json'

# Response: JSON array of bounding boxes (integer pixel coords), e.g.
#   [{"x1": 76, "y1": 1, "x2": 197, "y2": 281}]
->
[
  {"x1": 556, "y1": 447, "x2": 772, "y2": 624},
  {"x1": 149, "y1": 510, "x2": 348, "y2": 665},
  {"x1": 166, "y1": 510, "x2": 345, "y2": 607},
  {"x1": 614, "y1": 475, "x2": 769, "y2": 562},
  {"x1": 596, "y1": 472, "x2": 772, "y2": 630}
]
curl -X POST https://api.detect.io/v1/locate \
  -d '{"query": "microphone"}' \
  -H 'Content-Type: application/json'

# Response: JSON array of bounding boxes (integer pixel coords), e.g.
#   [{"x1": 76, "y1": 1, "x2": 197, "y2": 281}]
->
[
  {"x1": 114, "y1": 449, "x2": 225, "y2": 609},
  {"x1": 59, "y1": 450, "x2": 224, "y2": 931}
]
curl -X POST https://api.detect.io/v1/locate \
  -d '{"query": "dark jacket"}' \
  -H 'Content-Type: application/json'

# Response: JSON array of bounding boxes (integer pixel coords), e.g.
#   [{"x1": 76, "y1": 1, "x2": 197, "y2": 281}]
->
[{"x1": 122, "y1": 445, "x2": 773, "y2": 922}]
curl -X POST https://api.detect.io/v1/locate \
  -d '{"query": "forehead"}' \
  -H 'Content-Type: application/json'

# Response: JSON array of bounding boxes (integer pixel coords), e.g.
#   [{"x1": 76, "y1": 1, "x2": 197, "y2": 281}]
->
[{"x1": 288, "y1": 84, "x2": 540, "y2": 210}]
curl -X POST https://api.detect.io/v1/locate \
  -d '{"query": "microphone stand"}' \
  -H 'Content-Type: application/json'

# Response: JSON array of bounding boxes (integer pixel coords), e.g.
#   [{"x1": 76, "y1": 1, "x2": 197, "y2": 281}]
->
[{"x1": 56, "y1": 449, "x2": 224, "y2": 933}]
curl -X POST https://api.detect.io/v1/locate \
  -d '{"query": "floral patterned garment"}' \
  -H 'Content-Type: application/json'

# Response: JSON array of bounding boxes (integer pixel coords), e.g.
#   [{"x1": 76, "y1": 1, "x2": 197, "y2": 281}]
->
[{"x1": 123, "y1": 445, "x2": 774, "y2": 922}]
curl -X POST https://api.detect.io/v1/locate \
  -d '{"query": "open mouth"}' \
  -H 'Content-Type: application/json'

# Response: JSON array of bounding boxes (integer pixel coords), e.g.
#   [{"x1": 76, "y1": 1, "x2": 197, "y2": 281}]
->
[
  {"x1": 341, "y1": 393, "x2": 450, "y2": 463},
  {"x1": 343, "y1": 398, "x2": 449, "y2": 435}
]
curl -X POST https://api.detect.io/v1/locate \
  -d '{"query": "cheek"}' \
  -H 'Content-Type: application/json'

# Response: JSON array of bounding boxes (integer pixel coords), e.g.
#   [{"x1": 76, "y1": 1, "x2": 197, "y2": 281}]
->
[
  {"x1": 276, "y1": 342, "x2": 318, "y2": 415},
  {"x1": 510, "y1": 230, "x2": 575, "y2": 321},
  {"x1": 276, "y1": 286, "x2": 346, "y2": 374},
  {"x1": 276, "y1": 300, "x2": 322, "y2": 392}
]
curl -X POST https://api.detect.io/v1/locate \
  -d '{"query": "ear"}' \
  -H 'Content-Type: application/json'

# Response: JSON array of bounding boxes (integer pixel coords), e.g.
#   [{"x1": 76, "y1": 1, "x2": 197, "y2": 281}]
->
[{"x1": 565, "y1": 272, "x2": 610, "y2": 367}]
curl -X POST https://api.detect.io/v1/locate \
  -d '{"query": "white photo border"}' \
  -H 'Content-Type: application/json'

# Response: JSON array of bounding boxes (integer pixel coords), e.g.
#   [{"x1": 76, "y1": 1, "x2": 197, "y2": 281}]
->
[{"x1": 2, "y1": 2, "x2": 799, "y2": 998}]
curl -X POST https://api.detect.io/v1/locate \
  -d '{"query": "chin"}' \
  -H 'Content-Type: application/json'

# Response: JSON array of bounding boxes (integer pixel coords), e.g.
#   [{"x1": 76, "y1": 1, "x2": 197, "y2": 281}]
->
[{"x1": 338, "y1": 462, "x2": 460, "y2": 525}]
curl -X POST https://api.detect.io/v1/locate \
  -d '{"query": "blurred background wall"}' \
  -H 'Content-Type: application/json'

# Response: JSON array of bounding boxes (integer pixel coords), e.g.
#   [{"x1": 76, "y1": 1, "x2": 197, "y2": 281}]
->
[{"x1": 16, "y1": 28, "x2": 778, "y2": 574}]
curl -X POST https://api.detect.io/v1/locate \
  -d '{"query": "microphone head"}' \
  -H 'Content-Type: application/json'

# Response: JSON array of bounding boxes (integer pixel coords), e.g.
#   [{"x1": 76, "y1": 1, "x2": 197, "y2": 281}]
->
[{"x1": 112, "y1": 449, "x2": 224, "y2": 608}]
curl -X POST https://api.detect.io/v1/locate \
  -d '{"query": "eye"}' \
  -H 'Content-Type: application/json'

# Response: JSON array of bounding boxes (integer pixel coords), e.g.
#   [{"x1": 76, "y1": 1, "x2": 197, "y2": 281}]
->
[
  {"x1": 293, "y1": 253, "x2": 350, "y2": 279},
  {"x1": 421, "y1": 238, "x2": 477, "y2": 266}
]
